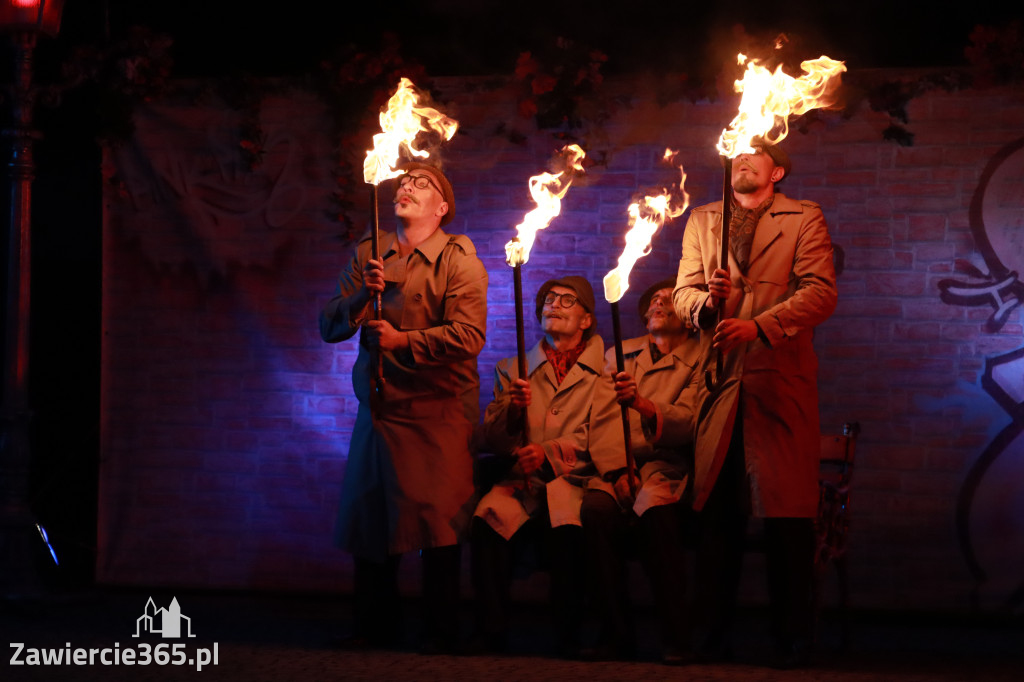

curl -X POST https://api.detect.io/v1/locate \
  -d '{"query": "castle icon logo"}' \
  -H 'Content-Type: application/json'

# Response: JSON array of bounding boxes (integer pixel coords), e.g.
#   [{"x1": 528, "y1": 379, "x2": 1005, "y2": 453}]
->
[{"x1": 132, "y1": 597, "x2": 196, "y2": 638}]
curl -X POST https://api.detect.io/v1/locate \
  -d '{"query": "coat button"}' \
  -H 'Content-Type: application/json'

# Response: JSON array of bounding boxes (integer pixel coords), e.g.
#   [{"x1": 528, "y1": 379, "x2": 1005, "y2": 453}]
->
[
  {"x1": 551, "y1": 408, "x2": 559, "y2": 415},
  {"x1": 414, "y1": 293, "x2": 423, "y2": 301}
]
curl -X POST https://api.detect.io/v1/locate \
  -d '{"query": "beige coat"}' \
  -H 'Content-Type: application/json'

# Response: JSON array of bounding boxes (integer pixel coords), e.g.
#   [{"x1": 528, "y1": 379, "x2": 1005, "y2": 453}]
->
[
  {"x1": 674, "y1": 193, "x2": 837, "y2": 518},
  {"x1": 474, "y1": 335, "x2": 626, "y2": 539},
  {"x1": 604, "y1": 335, "x2": 700, "y2": 516},
  {"x1": 320, "y1": 228, "x2": 488, "y2": 560}
]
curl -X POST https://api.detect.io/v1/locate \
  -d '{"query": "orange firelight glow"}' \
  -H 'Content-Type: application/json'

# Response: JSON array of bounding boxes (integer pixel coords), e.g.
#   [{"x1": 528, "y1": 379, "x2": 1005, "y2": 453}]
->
[
  {"x1": 603, "y1": 152, "x2": 689, "y2": 303},
  {"x1": 363, "y1": 77, "x2": 458, "y2": 186},
  {"x1": 505, "y1": 144, "x2": 586, "y2": 267},
  {"x1": 717, "y1": 54, "x2": 846, "y2": 158}
]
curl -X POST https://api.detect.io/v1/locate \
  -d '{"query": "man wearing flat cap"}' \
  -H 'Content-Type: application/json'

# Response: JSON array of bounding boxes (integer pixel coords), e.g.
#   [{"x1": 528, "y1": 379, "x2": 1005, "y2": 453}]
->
[
  {"x1": 674, "y1": 139, "x2": 837, "y2": 667},
  {"x1": 319, "y1": 161, "x2": 487, "y2": 653},
  {"x1": 579, "y1": 277, "x2": 701, "y2": 663},
  {"x1": 470, "y1": 275, "x2": 626, "y2": 657}
]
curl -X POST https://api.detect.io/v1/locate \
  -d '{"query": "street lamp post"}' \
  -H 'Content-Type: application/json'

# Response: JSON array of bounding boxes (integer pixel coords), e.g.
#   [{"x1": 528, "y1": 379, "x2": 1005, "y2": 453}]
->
[{"x1": 0, "y1": 0, "x2": 64, "y2": 597}]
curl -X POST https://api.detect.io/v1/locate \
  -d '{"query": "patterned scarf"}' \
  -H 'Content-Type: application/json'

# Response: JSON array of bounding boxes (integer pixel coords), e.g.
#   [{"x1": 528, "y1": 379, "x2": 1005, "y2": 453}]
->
[
  {"x1": 542, "y1": 338, "x2": 588, "y2": 385},
  {"x1": 729, "y1": 195, "x2": 775, "y2": 271}
]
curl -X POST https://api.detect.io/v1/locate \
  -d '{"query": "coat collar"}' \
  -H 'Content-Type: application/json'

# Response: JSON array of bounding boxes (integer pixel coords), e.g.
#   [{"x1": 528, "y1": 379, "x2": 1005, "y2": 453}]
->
[
  {"x1": 625, "y1": 334, "x2": 699, "y2": 372},
  {"x1": 379, "y1": 226, "x2": 450, "y2": 264},
  {"x1": 766, "y1": 192, "x2": 802, "y2": 216},
  {"x1": 620, "y1": 335, "x2": 648, "y2": 358},
  {"x1": 526, "y1": 334, "x2": 605, "y2": 390},
  {"x1": 708, "y1": 192, "x2": 802, "y2": 233}
]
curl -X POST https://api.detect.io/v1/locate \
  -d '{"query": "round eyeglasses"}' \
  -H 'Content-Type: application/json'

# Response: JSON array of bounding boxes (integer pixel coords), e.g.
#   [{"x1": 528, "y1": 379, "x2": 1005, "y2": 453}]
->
[
  {"x1": 543, "y1": 292, "x2": 578, "y2": 309},
  {"x1": 397, "y1": 173, "x2": 443, "y2": 196}
]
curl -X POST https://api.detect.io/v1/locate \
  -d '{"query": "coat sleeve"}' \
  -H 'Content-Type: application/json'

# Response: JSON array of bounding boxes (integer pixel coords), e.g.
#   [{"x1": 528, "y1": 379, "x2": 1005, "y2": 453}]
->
[
  {"x1": 483, "y1": 357, "x2": 594, "y2": 473},
  {"x1": 319, "y1": 242, "x2": 371, "y2": 343},
  {"x1": 674, "y1": 209, "x2": 718, "y2": 331},
  {"x1": 644, "y1": 364, "x2": 697, "y2": 449},
  {"x1": 407, "y1": 240, "x2": 489, "y2": 366},
  {"x1": 586, "y1": 373, "x2": 629, "y2": 477},
  {"x1": 482, "y1": 358, "x2": 520, "y2": 456},
  {"x1": 752, "y1": 204, "x2": 837, "y2": 347}
]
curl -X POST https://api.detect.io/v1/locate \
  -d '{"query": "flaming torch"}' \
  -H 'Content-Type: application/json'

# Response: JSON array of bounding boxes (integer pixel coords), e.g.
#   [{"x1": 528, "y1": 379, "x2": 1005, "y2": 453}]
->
[
  {"x1": 705, "y1": 53, "x2": 846, "y2": 390},
  {"x1": 505, "y1": 144, "x2": 587, "y2": 458},
  {"x1": 602, "y1": 152, "x2": 690, "y2": 495},
  {"x1": 362, "y1": 77, "x2": 458, "y2": 411}
]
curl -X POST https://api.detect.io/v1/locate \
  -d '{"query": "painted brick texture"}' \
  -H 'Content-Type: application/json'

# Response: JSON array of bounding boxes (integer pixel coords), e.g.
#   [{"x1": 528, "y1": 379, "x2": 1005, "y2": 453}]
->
[{"x1": 100, "y1": 76, "x2": 1024, "y2": 612}]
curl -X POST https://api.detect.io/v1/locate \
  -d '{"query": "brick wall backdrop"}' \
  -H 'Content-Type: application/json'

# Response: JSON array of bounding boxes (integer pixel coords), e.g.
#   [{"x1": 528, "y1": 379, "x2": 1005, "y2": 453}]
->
[{"x1": 99, "y1": 73, "x2": 1024, "y2": 612}]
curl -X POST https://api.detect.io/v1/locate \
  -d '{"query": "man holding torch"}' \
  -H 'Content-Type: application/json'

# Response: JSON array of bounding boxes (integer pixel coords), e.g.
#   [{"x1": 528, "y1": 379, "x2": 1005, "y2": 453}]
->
[
  {"x1": 674, "y1": 140, "x2": 837, "y2": 667},
  {"x1": 470, "y1": 275, "x2": 625, "y2": 658},
  {"x1": 581, "y1": 277, "x2": 700, "y2": 663},
  {"x1": 319, "y1": 161, "x2": 488, "y2": 654}
]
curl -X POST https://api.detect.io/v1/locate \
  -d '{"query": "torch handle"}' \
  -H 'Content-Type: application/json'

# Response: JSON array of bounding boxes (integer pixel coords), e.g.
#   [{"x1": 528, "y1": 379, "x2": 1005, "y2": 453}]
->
[
  {"x1": 513, "y1": 264, "x2": 532, "y2": 492},
  {"x1": 370, "y1": 184, "x2": 382, "y2": 320},
  {"x1": 369, "y1": 184, "x2": 385, "y2": 414},
  {"x1": 610, "y1": 301, "x2": 637, "y2": 497},
  {"x1": 512, "y1": 264, "x2": 530, "y2": 444},
  {"x1": 705, "y1": 158, "x2": 732, "y2": 392},
  {"x1": 719, "y1": 157, "x2": 732, "y2": 277}
]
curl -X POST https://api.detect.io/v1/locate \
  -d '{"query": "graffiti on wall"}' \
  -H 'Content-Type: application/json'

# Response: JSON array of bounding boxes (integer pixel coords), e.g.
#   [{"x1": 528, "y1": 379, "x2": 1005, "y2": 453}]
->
[{"x1": 938, "y1": 137, "x2": 1024, "y2": 611}]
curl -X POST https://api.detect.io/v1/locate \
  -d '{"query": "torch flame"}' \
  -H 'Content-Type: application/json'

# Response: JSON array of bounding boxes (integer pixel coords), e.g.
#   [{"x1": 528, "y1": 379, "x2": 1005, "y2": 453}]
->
[
  {"x1": 717, "y1": 54, "x2": 846, "y2": 158},
  {"x1": 363, "y1": 77, "x2": 459, "y2": 186},
  {"x1": 603, "y1": 153, "x2": 690, "y2": 303},
  {"x1": 505, "y1": 144, "x2": 587, "y2": 267}
]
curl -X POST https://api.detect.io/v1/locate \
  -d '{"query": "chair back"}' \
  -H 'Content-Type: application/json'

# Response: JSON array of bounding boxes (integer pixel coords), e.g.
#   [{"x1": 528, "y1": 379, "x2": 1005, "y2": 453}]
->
[
  {"x1": 815, "y1": 422, "x2": 860, "y2": 569},
  {"x1": 819, "y1": 422, "x2": 859, "y2": 492}
]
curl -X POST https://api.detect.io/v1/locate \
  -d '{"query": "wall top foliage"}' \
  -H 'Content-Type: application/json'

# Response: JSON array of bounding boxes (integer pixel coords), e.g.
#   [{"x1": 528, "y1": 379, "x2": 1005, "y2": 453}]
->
[{"x1": 74, "y1": 21, "x2": 1024, "y2": 242}]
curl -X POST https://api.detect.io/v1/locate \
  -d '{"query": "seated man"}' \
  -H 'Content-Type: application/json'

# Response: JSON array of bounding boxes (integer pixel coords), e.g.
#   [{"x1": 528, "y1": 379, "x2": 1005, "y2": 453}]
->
[
  {"x1": 470, "y1": 275, "x2": 625, "y2": 657},
  {"x1": 581, "y1": 277, "x2": 700, "y2": 663}
]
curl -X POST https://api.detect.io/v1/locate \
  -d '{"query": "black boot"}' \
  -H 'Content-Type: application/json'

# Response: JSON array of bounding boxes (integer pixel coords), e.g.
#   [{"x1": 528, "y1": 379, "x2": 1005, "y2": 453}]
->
[
  {"x1": 467, "y1": 519, "x2": 511, "y2": 655},
  {"x1": 420, "y1": 544, "x2": 462, "y2": 655}
]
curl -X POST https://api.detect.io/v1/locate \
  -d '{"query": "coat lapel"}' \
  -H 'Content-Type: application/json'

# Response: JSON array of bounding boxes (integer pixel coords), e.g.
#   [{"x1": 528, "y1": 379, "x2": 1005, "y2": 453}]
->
[
  {"x1": 747, "y1": 214, "x2": 781, "y2": 268},
  {"x1": 747, "y1": 193, "x2": 801, "y2": 270},
  {"x1": 555, "y1": 335, "x2": 603, "y2": 394},
  {"x1": 525, "y1": 340, "x2": 548, "y2": 379}
]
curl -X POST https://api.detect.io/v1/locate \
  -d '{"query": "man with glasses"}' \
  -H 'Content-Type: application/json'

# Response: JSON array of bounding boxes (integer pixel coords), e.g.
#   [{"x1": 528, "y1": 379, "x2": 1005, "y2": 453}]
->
[
  {"x1": 582, "y1": 277, "x2": 700, "y2": 663},
  {"x1": 469, "y1": 276, "x2": 626, "y2": 657},
  {"x1": 674, "y1": 139, "x2": 837, "y2": 668},
  {"x1": 319, "y1": 161, "x2": 488, "y2": 654}
]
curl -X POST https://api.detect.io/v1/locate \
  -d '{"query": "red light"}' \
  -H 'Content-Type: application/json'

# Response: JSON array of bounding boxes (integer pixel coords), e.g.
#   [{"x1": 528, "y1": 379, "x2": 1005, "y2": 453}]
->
[{"x1": 0, "y1": 0, "x2": 64, "y2": 36}]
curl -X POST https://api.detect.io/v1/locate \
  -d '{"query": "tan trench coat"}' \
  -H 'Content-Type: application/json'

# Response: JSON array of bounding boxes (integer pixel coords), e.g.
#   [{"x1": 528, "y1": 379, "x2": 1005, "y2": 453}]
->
[
  {"x1": 474, "y1": 335, "x2": 626, "y2": 539},
  {"x1": 319, "y1": 228, "x2": 488, "y2": 561},
  {"x1": 604, "y1": 335, "x2": 700, "y2": 516},
  {"x1": 673, "y1": 193, "x2": 837, "y2": 518}
]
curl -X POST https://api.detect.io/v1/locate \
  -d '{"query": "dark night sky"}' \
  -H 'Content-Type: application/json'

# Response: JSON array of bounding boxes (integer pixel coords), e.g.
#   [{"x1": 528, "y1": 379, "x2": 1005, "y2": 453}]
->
[{"x1": 52, "y1": 1, "x2": 1023, "y2": 79}]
